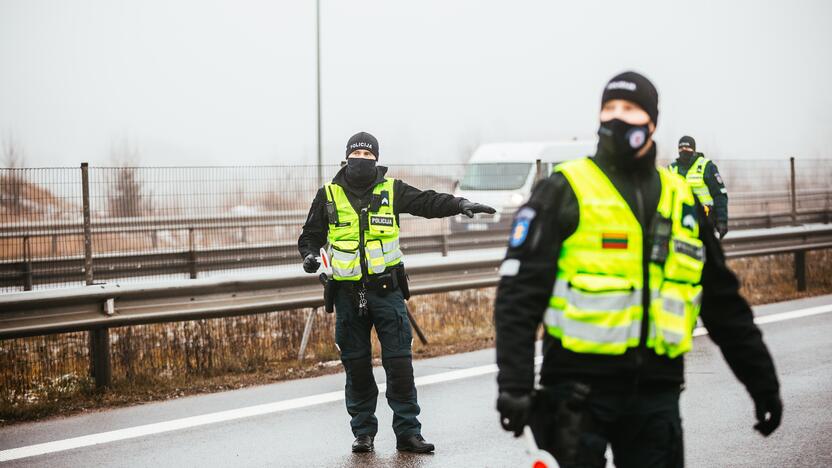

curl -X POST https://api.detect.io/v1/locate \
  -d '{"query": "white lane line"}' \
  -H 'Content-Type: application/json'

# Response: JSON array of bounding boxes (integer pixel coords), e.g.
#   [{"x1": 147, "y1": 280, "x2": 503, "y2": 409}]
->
[
  {"x1": 1, "y1": 303, "x2": 829, "y2": 462},
  {"x1": 692, "y1": 303, "x2": 832, "y2": 337}
]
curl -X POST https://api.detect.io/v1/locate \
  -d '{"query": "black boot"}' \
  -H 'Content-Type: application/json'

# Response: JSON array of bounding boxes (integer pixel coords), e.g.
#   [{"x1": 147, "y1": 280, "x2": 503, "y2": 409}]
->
[
  {"x1": 396, "y1": 434, "x2": 435, "y2": 453},
  {"x1": 351, "y1": 435, "x2": 374, "y2": 453}
]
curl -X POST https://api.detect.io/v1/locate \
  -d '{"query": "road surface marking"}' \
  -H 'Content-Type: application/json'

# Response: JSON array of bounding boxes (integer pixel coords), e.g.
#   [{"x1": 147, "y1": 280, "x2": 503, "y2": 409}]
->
[
  {"x1": 1, "y1": 302, "x2": 829, "y2": 462},
  {"x1": 692, "y1": 302, "x2": 832, "y2": 336}
]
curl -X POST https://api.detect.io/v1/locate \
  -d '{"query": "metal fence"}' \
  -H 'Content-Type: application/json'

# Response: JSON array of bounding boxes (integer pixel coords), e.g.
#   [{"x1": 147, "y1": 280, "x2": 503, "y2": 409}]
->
[{"x1": 2, "y1": 159, "x2": 831, "y2": 292}]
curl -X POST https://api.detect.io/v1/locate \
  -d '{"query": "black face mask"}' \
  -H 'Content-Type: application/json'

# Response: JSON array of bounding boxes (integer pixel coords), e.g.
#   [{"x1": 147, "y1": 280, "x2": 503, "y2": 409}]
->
[
  {"x1": 597, "y1": 119, "x2": 652, "y2": 170},
  {"x1": 345, "y1": 157, "x2": 377, "y2": 188}
]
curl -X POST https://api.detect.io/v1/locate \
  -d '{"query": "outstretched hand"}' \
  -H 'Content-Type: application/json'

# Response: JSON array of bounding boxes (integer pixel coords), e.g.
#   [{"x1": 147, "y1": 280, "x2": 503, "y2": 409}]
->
[{"x1": 460, "y1": 199, "x2": 497, "y2": 218}]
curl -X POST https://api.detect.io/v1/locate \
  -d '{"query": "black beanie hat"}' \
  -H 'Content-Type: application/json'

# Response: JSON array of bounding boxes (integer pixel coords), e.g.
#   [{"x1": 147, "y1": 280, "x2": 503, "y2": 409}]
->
[
  {"x1": 601, "y1": 71, "x2": 659, "y2": 125},
  {"x1": 678, "y1": 135, "x2": 696, "y2": 151},
  {"x1": 345, "y1": 132, "x2": 379, "y2": 160}
]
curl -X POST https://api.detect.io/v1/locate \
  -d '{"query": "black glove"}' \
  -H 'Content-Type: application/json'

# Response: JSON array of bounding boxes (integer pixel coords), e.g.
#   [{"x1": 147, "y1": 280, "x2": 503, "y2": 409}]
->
[
  {"x1": 717, "y1": 221, "x2": 728, "y2": 239},
  {"x1": 302, "y1": 253, "x2": 320, "y2": 273},
  {"x1": 753, "y1": 392, "x2": 783, "y2": 436},
  {"x1": 459, "y1": 199, "x2": 497, "y2": 218},
  {"x1": 497, "y1": 391, "x2": 533, "y2": 437}
]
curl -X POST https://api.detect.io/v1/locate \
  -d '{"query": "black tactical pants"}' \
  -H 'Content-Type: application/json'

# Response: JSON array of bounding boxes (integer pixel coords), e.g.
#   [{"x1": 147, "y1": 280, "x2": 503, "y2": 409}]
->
[
  {"x1": 333, "y1": 286, "x2": 421, "y2": 438},
  {"x1": 531, "y1": 381, "x2": 683, "y2": 468}
]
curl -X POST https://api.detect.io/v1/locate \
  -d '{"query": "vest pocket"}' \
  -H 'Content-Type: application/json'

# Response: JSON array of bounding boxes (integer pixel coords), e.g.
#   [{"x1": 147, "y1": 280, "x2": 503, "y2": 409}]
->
[
  {"x1": 652, "y1": 281, "x2": 702, "y2": 358},
  {"x1": 368, "y1": 213, "x2": 396, "y2": 236},
  {"x1": 330, "y1": 241, "x2": 361, "y2": 279},
  {"x1": 663, "y1": 237, "x2": 704, "y2": 283},
  {"x1": 365, "y1": 239, "x2": 386, "y2": 274}
]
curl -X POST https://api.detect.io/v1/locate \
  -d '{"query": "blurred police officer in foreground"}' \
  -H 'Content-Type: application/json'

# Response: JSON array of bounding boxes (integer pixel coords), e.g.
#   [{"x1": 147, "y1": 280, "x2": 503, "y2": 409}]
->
[
  {"x1": 298, "y1": 132, "x2": 494, "y2": 453},
  {"x1": 494, "y1": 72, "x2": 782, "y2": 467},
  {"x1": 670, "y1": 136, "x2": 729, "y2": 239}
]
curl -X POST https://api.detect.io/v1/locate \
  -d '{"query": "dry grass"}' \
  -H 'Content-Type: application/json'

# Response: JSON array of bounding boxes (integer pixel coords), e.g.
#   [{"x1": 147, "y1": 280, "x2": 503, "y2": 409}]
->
[{"x1": 1, "y1": 252, "x2": 830, "y2": 425}]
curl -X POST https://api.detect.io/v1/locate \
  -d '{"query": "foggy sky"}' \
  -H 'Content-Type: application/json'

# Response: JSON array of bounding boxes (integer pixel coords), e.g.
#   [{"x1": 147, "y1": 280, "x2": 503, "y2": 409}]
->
[{"x1": 1, "y1": 0, "x2": 831, "y2": 167}]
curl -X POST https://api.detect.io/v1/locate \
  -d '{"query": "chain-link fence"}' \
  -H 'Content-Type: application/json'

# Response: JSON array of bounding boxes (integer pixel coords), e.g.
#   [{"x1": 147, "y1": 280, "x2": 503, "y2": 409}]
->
[{"x1": 2, "y1": 159, "x2": 831, "y2": 292}]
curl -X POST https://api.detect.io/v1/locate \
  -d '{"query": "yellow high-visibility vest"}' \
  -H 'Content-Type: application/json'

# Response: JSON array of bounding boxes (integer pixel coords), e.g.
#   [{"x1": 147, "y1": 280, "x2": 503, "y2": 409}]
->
[
  {"x1": 671, "y1": 156, "x2": 713, "y2": 206},
  {"x1": 324, "y1": 178, "x2": 402, "y2": 281},
  {"x1": 546, "y1": 158, "x2": 705, "y2": 358}
]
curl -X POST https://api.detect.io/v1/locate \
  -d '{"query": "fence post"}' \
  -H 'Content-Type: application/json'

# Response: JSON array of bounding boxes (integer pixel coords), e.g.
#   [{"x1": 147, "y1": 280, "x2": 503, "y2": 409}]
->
[
  {"x1": 81, "y1": 162, "x2": 93, "y2": 284},
  {"x1": 188, "y1": 227, "x2": 198, "y2": 279},
  {"x1": 82, "y1": 163, "x2": 112, "y2": 388},
  {"x1": 297, "y1": 307, "x2": 318, "y2": 361},
  {"x1": 790, "y1": 157, "x2": 797, "y2": 226},
  {"x1": 794, "y1": 251, "x2": 807, "y2": 292},
  {"x1": 22, "y1": 235, "x2": 33, "y2": 291},
  {"x1": 535, "y1": 158, "x2": 543, "y2": 183}
]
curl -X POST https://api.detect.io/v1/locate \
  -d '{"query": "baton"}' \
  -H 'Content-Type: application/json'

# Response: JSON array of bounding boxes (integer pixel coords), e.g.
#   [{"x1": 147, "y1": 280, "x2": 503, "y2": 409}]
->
[{"x1": 403, "y1": 301, "x2": 428, "y2": 346}]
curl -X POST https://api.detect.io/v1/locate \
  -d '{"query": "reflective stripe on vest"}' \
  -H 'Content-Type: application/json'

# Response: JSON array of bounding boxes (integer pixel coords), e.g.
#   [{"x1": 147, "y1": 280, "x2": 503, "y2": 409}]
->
[
  {"x1": 324, "y1": 178, "x2": 403, "y2": 281},
  {"x1": 547, "y1": 158, "x2": 705, "y2": 358},
  {"x1": 672, "y1": 156, "x2": 713, "y2": 206}
]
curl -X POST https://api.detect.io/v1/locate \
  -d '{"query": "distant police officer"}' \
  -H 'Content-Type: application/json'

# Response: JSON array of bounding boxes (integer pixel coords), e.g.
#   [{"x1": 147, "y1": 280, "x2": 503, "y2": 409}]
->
[
  {"x1": 298, "y1": 132, "x2": 495, "y2": 454},
  {"x1": 494, "y1": 72, "x2": 782, "y2": 467},
  {"x1": 670, "y1": 136, "x2": 729, "y2": 238}
]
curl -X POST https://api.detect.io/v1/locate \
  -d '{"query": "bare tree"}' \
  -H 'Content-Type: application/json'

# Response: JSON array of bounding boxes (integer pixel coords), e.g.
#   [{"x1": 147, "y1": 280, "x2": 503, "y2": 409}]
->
[
  {"x1": 107, "y1": 139, "x2": 151, "y2": 217},
  {"x1": 1, "y1": 134, "x2": 27, "y2": 216}
]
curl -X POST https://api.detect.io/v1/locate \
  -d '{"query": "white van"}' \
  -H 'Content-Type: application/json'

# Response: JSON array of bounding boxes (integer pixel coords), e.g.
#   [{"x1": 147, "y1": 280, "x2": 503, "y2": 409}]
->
[{"x1": 451, "y1": 140, "x2": 595, "y2": 232}]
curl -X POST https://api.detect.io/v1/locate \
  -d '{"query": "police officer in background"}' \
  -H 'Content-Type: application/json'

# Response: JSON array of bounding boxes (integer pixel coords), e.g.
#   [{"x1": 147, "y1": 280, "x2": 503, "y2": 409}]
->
[
  {"x1": 494, "y1": 72, "x2": 782, "y2": 467},
  {"x1": 670, "y1": 136, "x2": 729, "y2": 239},
  {"x1": 298, "y1": 131, "x2": 495, "y2": 454}
]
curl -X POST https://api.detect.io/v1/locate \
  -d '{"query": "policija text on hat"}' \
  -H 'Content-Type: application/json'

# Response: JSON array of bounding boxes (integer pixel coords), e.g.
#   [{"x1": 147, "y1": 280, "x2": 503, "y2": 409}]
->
[
  {"x1": 297, "y1": 132, "x2": 495, "y2": 454},
  {"x1": 494, "y1": 72, "x2": 782, "y2": 467}
]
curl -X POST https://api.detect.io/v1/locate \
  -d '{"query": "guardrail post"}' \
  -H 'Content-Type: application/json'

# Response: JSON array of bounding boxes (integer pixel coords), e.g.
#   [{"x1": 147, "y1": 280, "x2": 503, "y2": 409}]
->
[
  {"x1": 188, "y1": 228, "x2": 198, "y2": 279},
  {"x1": 794, "y1": 251, "x2": 807, "y2": 292},
  {"x1": 22, "y1": 235, "x2": 33, "y2": 291},
  {"x1": 297, "y1": 307, "x2": 318, "y2": 362},
  {"x1": 535, "y1": 158, "x2": 543, "y2": 183},
  {"x1": 91, "y1": 328, "x2": 112, "y2": 388},
  {"x1": 790, "y1": 157, "x2": 797, "y2": 226},
  {"x1": 82, "y1": 162, "x2": 111, "y2": 388}
]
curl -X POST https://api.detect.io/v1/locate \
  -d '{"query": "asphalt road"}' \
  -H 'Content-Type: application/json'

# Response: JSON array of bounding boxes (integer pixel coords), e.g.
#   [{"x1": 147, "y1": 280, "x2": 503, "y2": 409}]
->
[{"x1": 2, "y1": 294, "x2": 831, "y2": 467}]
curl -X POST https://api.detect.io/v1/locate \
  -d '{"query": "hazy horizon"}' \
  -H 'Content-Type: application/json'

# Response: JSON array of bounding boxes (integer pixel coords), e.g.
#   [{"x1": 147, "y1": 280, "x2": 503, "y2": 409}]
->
[{"x1": 2, "y1": 0, "x2": 831, "y2": 168}]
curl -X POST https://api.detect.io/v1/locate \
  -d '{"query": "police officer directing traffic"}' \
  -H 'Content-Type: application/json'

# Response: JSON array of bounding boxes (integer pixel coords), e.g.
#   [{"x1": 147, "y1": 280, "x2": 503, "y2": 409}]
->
[
  {"x1": 494, "y1": 72, "x2": 782, "y2": 467},
  {"x1": 670, "y1": 136, "x2": 729, "y2": 238},
  {"x1": 298, "y1": 131, "x2": 495, "y2": 454}
]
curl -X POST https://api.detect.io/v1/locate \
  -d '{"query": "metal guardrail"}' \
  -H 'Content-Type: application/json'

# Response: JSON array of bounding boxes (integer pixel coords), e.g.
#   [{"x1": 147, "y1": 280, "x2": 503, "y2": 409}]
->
[
  {"x1": 3, "y1": 224, "x2": 832, "y2": 339},
  {"x1": 0, "y1": 229, "x2": 507, "y2": 289},
  {"x1": 3, "y1": 208, "x2": 831, "y2": 290},
  {"x1": 2, "y1": 223, "x2": 832, "y2": 388}
]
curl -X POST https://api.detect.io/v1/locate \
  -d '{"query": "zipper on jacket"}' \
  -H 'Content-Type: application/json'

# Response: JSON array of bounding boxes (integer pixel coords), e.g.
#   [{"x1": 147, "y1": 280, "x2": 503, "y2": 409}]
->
[
  {"x1": 633, "y1": 173, "x2": 651, "y2": 360},
  {"x1": 359, "y1": 207, "x2": 369, "y2": 282}
]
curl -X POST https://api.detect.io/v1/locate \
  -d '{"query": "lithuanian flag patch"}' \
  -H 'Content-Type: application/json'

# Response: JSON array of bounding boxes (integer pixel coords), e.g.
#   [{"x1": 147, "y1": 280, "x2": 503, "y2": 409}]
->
[{"x1": 602, "y1": 232, "x2": 629, "y2": 249}]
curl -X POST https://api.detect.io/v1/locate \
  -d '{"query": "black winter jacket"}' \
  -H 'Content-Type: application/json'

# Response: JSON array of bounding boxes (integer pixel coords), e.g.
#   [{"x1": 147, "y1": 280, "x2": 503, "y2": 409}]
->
[
  {"x1": 298, "y1": 165, "x2": 465, "y2": 259},
  {"x1": 495, "y1": 145, "x2": 779, "y2": 399}
]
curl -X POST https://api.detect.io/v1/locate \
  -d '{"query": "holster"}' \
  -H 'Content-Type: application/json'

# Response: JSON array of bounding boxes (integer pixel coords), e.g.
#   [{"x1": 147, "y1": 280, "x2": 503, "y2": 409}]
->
[
  {"x1": 529, "y1": 382, "x2": 592, "y2": 461},
  {"x1": 320, "y1": 273, "x2": 337, "y2": 313},
  {"x1": 397, "y1": 266, "x2": 411, "y2": 300},
  {"x1": 363, "y1": 265, "x2": 410, "y2": 299}
]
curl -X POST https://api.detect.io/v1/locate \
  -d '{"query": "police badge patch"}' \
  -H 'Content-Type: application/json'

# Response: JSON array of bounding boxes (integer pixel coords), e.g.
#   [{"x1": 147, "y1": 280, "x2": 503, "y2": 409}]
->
[{"x1": 509, "y1": 207, "x2": 536, "y2": 248}]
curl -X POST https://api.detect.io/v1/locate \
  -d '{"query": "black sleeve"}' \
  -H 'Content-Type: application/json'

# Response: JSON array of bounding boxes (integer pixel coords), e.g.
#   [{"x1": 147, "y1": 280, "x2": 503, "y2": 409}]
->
[
  {"x1": 297, "y1": 187, "x2": 328, "y2": 259},
  {"x1": 495, "y1": 174, "x2": 578, "y2": 393},
  {"x1": 393, "y1": 179, "x2": 465, "y2": 219},
  {"x1": 704, "y1": 161, "x2": 728, "y2": 224},
  {"x1": 697, "y1": 203, "x2": 779, "y2": 397}
]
